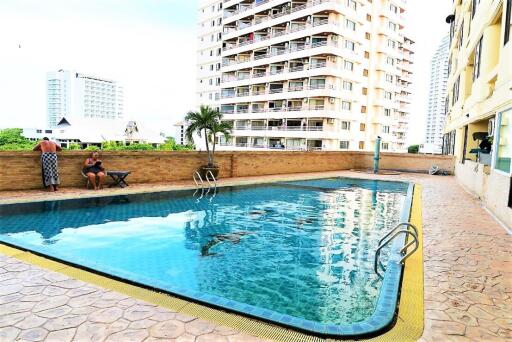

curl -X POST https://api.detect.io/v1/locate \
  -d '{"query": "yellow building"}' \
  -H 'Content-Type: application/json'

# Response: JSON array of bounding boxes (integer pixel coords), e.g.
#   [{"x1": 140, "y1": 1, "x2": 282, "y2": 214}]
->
[{"x1": 444, "y1": 0, "x2": 511, "y2": 227}]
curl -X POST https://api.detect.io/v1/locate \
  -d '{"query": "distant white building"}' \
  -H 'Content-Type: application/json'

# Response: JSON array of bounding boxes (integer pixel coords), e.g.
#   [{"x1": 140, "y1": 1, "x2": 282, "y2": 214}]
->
[
  {"x1": 423, "y1": 35, "x2": 449, "y2": 154},
  {"x1": 174, "y1": 121, "x2": 190, "y2": 145},
  {"x1": 47, "y1": 70, "x2": 124, "y2": 127},
  {"x1": 23, "y1": 118, "x2": 164, "y2": 148}
]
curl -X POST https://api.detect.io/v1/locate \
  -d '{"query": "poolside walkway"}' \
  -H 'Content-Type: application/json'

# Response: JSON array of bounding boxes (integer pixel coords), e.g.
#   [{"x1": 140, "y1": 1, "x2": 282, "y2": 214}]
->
[{"x1": 0, "y1": 172, "x2": 510, "y2": 341}]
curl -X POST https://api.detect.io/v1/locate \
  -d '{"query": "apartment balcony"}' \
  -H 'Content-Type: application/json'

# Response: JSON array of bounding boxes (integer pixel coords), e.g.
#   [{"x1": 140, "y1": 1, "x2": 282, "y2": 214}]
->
[
  {"x1": 222, "y1": 41, "x2": 356, "y2": 72},
  {"x1": 400, "y1": 61, "x2": 414, "y2": 73},
  {"x1": 219, "y1": 84, "x2": 339, "y2": 104},
  {"x1": 223, "y1": 0, "x2": 344, "y2": 30},
  {"x1": 223, "y1": 19, "x2": 344, "y2": 55},
  {"x1": 396, "y1": 94, "x2": 412, "y2": 104},
  {"x1": 220, "y1": 105, "x2": 347, "y2": 120},
  {"x1": 218, "y1": 136, "x2": 329, "y2": 151},
  {"x1": 376, "y1": 42, "x2": 403, "y2": 60},
  {"x1": 230, "y1": 125, "x2": 335, "y2": 139}
]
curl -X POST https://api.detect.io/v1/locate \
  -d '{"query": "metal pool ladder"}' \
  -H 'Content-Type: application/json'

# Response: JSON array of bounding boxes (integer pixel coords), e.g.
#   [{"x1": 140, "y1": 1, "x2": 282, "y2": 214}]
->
[
  {"x1": 193, "y1": 171, "x2": 204, "y2": 190},
  {"x1": 374, "y1": 222, "x2": 419, "y2": 278},
  {"x1": 193, "y1": 171, "x2": 217, "y2": 201}
]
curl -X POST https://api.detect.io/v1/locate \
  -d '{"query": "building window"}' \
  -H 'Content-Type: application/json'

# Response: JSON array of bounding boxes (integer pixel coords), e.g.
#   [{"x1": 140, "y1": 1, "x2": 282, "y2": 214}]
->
[
  {"x1": 382, "y1": 142, "x2": 389, "y2": 150},
  {"x1": 359, "y1": 141, "x2": 365, "y2": 149},
  {"x1": 362, "y1": 87, "x2": 367, "y2": 95},
  {"x1": 345, "y1": 19, "x2": 356, "y2": 31},
  {"x1": 343, "y1": 81, "x2": 353, "y2": 90},
  {"x1": 388, "y1": 22, "x2": 397, "y2": 31},
  {"x1": 384, "y1": 108, "x2": 391, "y2": 116},
  {"x1": 494, "y1": 109, "x2": 512, "y2": 173},
  {"x1": 361, "y1": 106, "x2": 367, "y2": 113},
  {"x1": 505, "y1": 0, "x2": 511, "y2": 44},
  {"x1": 342, "y1": 101, "x2": 351, "y2": 110},
  {"x1": 346, "y1": 0, "x2": 357, "y2": 10},
  {"x1": 360, "y1": 123, "x2": 366, "y2": 131},
  {"x1": 363, "y1": 69, "x2": 368, "y2": 76},
  {"x1": 382, "y1": 126, "x2": 390, "y2": 134},
  {"x1": 36, "y1": 129, "x2": 42, "y2": 133},
  {"x1": 390, "y1": 4, "x2": 398, "y2": 13},
  {"x1": 340, "y1": 141, "x2": 350, "y2": 149},
  {"x1": 473, "y1": 36, "x2": 482, "y2": 81},
  {"x1": 387, "y1": 39, "x2": 396, "y2": 48},
  {"x1": 386, "y1": 74, "x2": 393, "y2": 83},
  {"x1": 366, "y1": 14, "x2": 371, "y2": 22},
  {"x1": 386, "y1": 57, "x2": 394, "y2": 65},
  {"x1": 344, "y1": 61, "x2": 354, "y2": 70},
  {"x1": 344, "y1": 40, "x2": 355, "y2": 51},
  {"x1": 364, "y1": 51, "x2": 370, "y2": 58},
  {"x1": 341, "y1": 121, "x2": 351, "y2": 130},
  {"x1": 365, "y1": 32, "x2": 371, "y2": 39},
  {"x1": 452, "y1": 75, "x2": 460, "y2": 105},
  {"x1": 384, "y1": 91, "x2": 392, "y2": 100}
]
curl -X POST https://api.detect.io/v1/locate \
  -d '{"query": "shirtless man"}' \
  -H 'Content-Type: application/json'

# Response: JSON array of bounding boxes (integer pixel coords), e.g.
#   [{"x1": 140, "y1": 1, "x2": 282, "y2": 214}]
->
[{"x1": 33, "y1": 137, "x2": 62, "y2": 191}]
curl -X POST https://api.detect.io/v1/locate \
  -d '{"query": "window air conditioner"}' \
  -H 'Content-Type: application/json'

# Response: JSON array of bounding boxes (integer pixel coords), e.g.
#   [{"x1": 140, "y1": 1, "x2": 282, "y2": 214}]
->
[
  {"x1": 329, "y1": 98, "x2": 335, "y2": 104},
  {"x1": 303, "y1": 98, "x2": 309, "y2": 103},
  {"x1": 328, "y1": 119, "x2": 335, "y2": 124}
]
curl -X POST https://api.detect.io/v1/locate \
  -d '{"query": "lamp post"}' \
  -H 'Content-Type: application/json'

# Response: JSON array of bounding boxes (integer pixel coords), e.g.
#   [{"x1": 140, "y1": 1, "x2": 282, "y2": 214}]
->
[{"x1": 374, "y1": 136, "x2": 381, "y2": 174}]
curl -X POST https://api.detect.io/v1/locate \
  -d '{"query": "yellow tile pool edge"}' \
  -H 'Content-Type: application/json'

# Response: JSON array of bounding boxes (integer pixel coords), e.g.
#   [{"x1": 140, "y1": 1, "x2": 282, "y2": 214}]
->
[{"x1": 0, "y1": 185, "x2": 424, "y2": 342}]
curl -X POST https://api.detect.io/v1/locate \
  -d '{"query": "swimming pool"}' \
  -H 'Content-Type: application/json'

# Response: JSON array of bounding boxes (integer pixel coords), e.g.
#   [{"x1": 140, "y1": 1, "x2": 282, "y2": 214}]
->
[{"x1": 0, "y1": 177, "x2": 413, "y2": 337}]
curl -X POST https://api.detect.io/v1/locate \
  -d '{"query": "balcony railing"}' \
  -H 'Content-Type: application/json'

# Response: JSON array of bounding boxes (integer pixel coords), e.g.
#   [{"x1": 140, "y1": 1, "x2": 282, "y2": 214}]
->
[
  {"x1": 221, "y1": 84, "x2": 335, "y2": 99},
  {"x1": 232, "y1": 125, "x2": 325, "y2": 132},
  {"x1": 222, "y1": 40, "x2": 336, "y2": 67},
  {"x1": 223, "y1": 0, "x2": 331, "y2": 23},
  {"x1": 221, "y1": 62, "x2": 327, "y2": 83},
  {"x1": 223, "y1": 19, "x2": 334, "y2": 52},
  {"x1": 220, "y1": 105, "x2": 327, "y2": 114}
]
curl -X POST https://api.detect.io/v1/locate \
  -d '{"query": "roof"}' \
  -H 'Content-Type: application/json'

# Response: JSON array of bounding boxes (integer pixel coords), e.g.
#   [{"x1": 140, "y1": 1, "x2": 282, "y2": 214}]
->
[{"x1": 55, "y1": 117, "x2": 165, "y2": 144}]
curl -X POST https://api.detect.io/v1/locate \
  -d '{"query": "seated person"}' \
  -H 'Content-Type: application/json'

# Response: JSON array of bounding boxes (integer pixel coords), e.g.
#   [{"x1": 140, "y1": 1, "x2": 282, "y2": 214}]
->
[{"x1": 83, "y1": 152, "x2": 105, "y2": 190}]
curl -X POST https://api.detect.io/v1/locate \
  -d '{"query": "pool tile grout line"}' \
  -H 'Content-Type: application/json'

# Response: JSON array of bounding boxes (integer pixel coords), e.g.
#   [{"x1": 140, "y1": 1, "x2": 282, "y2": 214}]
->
[{"x1": 0, "y1": 179, "x2": 424, "y2": 341}]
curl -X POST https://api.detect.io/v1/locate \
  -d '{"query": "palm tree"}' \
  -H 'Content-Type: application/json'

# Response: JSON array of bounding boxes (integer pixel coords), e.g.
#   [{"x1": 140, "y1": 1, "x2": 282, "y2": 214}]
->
[{"x1": 185, "y1": 105, "x2": 232, "y2": 168}]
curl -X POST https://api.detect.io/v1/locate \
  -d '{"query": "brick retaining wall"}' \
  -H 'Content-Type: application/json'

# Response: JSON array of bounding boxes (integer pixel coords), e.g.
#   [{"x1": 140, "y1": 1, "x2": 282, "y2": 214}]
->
[{"x1": 0, "y1": 151, "x2": 455, "y2": 191}]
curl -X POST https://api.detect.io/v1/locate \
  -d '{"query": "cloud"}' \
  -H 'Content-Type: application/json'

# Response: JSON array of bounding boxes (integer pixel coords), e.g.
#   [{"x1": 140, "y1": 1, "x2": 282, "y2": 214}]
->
[{"x1": 0, "y1": 0, "x2": 197, "y2": 129}]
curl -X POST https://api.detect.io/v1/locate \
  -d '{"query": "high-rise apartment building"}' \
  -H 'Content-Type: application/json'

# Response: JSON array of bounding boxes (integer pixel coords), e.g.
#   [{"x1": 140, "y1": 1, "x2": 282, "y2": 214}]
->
[
  {"x1": 46, "y1": 70, "x2": 124, "y2": 127},
  {"x1": 424, "y1": 34, "x2": 449, "y2": 154},
  {"x1": 444, "y1": 0, "x2": 511, "y2": 226},
  {"x1": 196, "y1": 0, "x2": 415, "y2": 152},
  {"x1": 197, "y1": 1, "x2": 224, "y2": 107}
]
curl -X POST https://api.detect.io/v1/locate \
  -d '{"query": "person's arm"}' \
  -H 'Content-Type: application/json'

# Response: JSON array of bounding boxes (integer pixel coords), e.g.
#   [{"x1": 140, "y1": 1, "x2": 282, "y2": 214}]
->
[
  {"x1": 33, "y1": 142, "x2": 41, "y2": 151},
  {"x1": 84, "y1": 158, "x2": 94, "y2": 167},
  {"x1": 55, "y1": 143, "x2": 62, "y2": 152}
]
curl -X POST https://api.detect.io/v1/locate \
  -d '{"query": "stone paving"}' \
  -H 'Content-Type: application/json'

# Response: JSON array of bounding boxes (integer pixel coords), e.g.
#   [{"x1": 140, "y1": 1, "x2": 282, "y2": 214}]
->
[
  {"x1": 0, "y1": 172, "x2": 511, "y2": 341},
  {"x1": 0, "y1": 255, "x2": 262, "y2": 342}
]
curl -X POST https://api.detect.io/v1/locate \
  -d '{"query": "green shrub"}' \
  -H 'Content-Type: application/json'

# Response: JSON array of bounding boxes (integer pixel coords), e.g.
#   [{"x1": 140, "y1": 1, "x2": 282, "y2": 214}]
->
[{"x1": 407, "y1": 145, "x2": 420, "y2": 154}]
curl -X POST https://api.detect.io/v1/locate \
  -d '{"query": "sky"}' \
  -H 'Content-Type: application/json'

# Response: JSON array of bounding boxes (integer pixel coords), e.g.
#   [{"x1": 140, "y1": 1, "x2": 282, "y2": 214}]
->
[{"x1": 0, "y1": 0, "x2": 451, "y2": 144}]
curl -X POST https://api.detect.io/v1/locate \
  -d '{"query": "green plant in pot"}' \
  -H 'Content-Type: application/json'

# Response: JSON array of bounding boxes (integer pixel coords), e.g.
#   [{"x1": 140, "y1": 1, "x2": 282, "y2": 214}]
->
[{"x1": 185, "y1": 105, "x2": 232, "y2": 179}]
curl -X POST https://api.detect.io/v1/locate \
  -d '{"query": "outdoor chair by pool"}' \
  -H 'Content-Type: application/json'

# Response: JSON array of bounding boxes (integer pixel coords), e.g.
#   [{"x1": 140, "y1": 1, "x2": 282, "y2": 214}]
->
[{"x1": 81, "y1": 170, "x2": 108, "y2": 189}]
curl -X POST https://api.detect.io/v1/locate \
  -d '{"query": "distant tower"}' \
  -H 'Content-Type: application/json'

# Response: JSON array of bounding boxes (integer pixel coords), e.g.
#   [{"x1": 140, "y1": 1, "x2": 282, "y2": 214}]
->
[
  {"x1": 424, "y1": 35, "x2": 449, "y2": 154},
  {"x1": 46, "y1": 70, "x2": 124, "y2": 127}
]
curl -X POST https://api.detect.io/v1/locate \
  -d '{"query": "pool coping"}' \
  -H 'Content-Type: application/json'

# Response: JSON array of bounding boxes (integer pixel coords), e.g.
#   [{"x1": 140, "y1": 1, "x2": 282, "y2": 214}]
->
[{"x1": 0, "y1": 177, "x2": 423, "y2": 340}]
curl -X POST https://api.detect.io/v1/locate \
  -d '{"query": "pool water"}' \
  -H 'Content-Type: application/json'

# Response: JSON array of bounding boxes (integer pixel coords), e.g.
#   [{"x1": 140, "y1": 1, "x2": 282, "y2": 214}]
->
[{"x1": 0, "y1": 178, "x2": 409, "y2": 332}]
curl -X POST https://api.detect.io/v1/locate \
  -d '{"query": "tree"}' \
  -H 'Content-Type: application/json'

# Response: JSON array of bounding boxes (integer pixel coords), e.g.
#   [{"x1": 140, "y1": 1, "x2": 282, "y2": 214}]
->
[
  {"x1": 407, "y1": 145, "x2": 420, "y2": 154},
  {"x1": 185, "y1": 105, "x2": 232, "y2": 167},
  {"x1": 0, "y1": 128, "x2": 34, "y2": 150}
]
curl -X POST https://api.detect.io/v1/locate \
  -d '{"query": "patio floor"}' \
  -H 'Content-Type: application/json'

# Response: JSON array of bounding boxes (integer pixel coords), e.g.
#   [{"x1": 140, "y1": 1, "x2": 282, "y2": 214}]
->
[{"x1": 0, "y1": 171, "x2": 510, "y2": 341}]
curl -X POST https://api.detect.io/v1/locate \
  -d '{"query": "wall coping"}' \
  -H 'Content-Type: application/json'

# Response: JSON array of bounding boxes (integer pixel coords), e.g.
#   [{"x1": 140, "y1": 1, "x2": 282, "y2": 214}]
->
[{"x1": 0, "y1": 150, "x2": 455, "y2": 160}]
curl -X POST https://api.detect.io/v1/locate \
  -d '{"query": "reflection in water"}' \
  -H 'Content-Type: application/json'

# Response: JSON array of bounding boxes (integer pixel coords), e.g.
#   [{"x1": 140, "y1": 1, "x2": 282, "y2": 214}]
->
[{"x1": 0, "y1": 178, "x2": 406, "y2": 325}]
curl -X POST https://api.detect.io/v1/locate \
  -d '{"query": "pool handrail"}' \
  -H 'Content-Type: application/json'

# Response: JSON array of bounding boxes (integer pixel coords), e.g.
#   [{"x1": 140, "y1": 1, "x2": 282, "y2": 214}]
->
[{"x1": 374, "y1": 225, "x2": 419, "y2": 277}]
